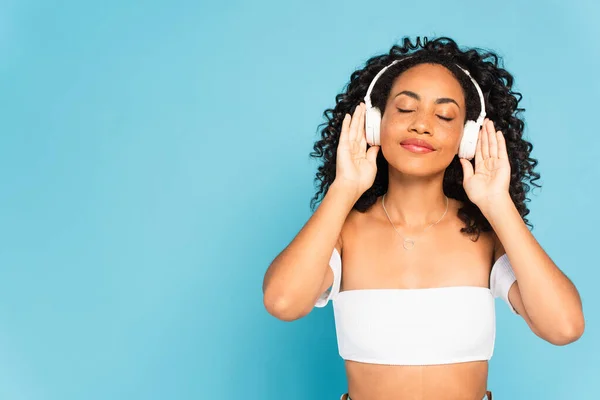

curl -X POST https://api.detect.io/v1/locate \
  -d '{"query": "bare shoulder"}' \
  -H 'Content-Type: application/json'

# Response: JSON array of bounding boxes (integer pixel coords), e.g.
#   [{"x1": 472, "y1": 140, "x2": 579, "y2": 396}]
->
[
  {"x1": 448, "y1": 198, "x2": 497, "y2": 256},
  {"x1": 339, "y1": 197, "x2": 384, "y2": 244},
  {"x1": 345, "y1": 196, "x2": 387, "y2": 226}
]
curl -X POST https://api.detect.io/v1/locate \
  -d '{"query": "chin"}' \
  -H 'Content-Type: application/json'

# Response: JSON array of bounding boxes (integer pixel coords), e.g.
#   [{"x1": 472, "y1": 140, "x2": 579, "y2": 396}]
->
[{"x1": 383, "y1": 147, "x2": 452, "y2": 177}]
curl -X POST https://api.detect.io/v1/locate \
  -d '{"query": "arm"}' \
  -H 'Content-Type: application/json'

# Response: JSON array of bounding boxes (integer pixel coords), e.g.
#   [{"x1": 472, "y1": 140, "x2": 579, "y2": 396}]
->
[
  {"x1": 262, "y1": 182, "x2": 356, "y2": 321},
  {"x1": 487, "y1": 199, "x2": 584, "y2": 346},
  {"x1": 460, "y1": 118, "x2": 584, "y2": 346},
  {"x1": 263, "y1": 103, "x2": 379, "y2": 321}
]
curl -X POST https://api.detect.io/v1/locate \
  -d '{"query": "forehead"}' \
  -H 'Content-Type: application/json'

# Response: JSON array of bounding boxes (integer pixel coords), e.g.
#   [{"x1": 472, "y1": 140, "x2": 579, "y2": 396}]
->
[{"x1": 390, "y1": 63, "x2": 465, "y2": 104}]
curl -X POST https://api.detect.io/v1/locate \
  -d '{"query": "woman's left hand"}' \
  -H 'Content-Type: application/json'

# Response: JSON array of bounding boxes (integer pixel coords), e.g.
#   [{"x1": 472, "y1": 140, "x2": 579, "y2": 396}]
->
[{"x1": 460, "y1": 119, "x2": 512, "y2": 211}]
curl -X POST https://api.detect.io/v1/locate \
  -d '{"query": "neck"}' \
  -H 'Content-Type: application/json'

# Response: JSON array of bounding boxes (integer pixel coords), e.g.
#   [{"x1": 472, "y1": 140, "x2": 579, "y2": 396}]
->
[{"x1": 382, "y1": 170, "x2": 448, "y2": 229}]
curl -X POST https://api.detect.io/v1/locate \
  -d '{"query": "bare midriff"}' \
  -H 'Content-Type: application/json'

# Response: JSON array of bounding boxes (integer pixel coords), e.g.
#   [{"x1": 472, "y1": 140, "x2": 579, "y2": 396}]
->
[{"x1": 345, "y1": 360, "x2": 489, "y2": 400}]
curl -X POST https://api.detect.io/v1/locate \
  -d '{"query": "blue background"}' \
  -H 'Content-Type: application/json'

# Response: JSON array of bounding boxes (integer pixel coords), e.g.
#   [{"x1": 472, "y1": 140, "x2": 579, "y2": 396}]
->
[{"x1": 1, "y1": 0, "x2": 598, "y2": 399}]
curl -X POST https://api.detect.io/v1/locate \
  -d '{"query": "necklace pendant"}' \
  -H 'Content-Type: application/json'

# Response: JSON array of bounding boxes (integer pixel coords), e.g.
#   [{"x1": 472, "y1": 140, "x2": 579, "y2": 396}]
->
[{"x1": 403, "y1": 238, "x2": 415, "y2": 250}]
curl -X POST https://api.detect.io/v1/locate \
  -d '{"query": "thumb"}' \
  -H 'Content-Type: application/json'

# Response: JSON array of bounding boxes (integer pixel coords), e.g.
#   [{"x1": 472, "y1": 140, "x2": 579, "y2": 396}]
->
[
  {"x1": 460, "y1": 158, "x2": 474, "y2": 180},
  {"x1": 366, "y1": 145, "x2": 380, "y2": 164}
]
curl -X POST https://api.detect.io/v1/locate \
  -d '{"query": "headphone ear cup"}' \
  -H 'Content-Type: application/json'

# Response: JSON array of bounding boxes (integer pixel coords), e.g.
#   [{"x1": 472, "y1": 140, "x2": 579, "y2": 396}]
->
[
  {"x1": 458, "y1": 120, "x2": 480, "y2": 160},
  {"x1": 365, "y1": 107, "x2": 382, "y2": 146}
]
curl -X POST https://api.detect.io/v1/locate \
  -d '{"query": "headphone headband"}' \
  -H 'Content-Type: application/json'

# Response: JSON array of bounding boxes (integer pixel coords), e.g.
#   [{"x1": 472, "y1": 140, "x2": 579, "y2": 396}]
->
[
  {"x1": 363, "y1": 57, "x2": 486, "y2": 122},
  {"x1": 364, "y1": 58, "x2": 406, "y2": 108},
  {"x1": 454, "y1": 65, "x2": 486, "y2": 125}
]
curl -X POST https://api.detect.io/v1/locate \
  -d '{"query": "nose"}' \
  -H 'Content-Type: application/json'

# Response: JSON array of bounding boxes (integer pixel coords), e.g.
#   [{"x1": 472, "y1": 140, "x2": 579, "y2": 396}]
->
[{"x1": 408, "y1": 111, "x2": 433, "y2": 136}]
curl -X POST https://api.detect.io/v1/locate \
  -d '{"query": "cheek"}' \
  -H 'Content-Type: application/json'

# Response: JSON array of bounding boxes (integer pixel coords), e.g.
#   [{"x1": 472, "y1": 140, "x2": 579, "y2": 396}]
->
[
  {"x1": 440, "y1": 125, "x2": 464, "y2": 150},
  {"x1": 379, "y1": 113, "x2": 407, "y2": 141}
]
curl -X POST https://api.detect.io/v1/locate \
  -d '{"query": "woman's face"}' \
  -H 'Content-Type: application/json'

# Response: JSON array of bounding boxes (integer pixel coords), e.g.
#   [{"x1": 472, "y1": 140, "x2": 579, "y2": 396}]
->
[{"x1": 379, "y1": 63, "x2": 467, "y2": 177}]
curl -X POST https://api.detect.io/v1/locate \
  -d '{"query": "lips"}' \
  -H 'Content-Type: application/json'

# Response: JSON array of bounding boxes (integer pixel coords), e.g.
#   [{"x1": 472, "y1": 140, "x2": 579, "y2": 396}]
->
[{"x1": 400, "y1": 138, "x2": 435, "y2": 153}]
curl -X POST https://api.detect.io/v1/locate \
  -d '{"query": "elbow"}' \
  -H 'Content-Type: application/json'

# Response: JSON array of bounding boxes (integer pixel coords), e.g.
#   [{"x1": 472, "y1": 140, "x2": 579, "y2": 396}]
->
[
  {"x1": 546, "y1": 316, "x2": 585, "y2": 346},
  {"x1": 263, "y1": 291, "x2": 309, "y2": 322}
]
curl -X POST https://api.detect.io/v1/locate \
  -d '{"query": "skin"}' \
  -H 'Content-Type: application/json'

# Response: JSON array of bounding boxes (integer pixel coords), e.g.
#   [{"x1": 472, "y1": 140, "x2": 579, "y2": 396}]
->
[{"x1": 263, "y1": 63, "x2": 585, "y2": 400}]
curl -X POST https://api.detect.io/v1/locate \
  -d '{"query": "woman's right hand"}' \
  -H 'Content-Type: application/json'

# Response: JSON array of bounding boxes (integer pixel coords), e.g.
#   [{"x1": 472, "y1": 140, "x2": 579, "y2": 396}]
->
[{"x1": 334, "y1": 103, "x2": 380, "y2": 199}]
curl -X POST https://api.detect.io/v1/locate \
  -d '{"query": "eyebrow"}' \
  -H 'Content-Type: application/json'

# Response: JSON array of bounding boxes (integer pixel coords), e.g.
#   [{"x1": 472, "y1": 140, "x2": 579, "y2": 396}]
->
[{"x1": 394, "y1": 90, "x2": 460, "y2": 109}]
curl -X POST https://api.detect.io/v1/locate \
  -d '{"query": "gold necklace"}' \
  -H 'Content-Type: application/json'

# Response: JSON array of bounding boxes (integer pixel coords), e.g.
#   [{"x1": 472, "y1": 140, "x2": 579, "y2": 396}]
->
[{"x1": 381, "y1": 193, "x2": 449, "y2": 250}]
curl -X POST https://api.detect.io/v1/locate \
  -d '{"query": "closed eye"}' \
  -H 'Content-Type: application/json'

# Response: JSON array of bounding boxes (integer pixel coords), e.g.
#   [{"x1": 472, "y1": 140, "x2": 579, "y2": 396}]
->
[{"x1": 398, "y1": 108, "x2": 454, "y2": 122}]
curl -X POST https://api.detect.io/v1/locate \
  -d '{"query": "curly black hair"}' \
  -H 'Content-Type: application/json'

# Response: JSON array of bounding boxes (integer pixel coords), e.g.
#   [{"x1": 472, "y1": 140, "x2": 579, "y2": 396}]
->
[{"x1": 309, "y1": 36, "x2": 541, "y2": 239}]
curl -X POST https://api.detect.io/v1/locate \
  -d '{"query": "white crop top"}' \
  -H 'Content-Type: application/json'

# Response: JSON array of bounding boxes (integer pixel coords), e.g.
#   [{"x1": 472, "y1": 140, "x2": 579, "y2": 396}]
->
[{"x1": 315, "y1": 248, "x2": 518, "y2": 366}]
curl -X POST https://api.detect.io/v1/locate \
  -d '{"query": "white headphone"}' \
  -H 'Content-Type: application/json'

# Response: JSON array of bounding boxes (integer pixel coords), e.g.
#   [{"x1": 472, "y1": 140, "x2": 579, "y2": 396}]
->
[{"x1": 363, "y1": 58, "x2": 486, "y2": 160}]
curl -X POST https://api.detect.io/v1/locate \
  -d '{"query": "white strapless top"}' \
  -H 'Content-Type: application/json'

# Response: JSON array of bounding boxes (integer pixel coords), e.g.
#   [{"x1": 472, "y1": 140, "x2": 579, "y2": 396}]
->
[{"x1": 315, "y1": 248, "x2": 517, "y2": 366}]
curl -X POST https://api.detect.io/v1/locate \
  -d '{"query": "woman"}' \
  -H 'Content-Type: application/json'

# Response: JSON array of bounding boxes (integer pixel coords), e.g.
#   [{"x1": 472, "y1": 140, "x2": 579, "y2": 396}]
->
[{"x1": 262, "y1": 37, "x2": 585, "y2": 400}]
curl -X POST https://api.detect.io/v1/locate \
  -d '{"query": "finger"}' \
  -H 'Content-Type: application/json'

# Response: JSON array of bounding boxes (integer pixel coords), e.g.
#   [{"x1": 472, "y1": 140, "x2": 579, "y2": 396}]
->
[
  {"x1": 460, "y1": 158, "x2": 474, "y2": 180},
  {"x1": 358, "y1": 125, "x2": 367, "y2": 153},
  {"x1": 480, "y1": 119, "x2": 490, "y2": 159},
  {"x1": 475, "y1": 128, "x2": 483, "y2": 167},
  {"x1": 488, "y1": 120, "x2": 498, "y2": 159},
  {"x1": 358, "y1": 102, "x2": 366, "y2": 146},
  {"x1": 366, "y1": 145, "x2": 380, "y2": 164},
  {"x1": 339, "y1": 113, "x2": 351, "y2": 143},
  {"x1": 348, "y1": 103, "x2": 363, "y2": 142},
  {"x1": 359, "y1": 103, "x2": 366, "y2": 140},
  {"x1": 497, "y1": 130, "x2": 508, "y2": 159}
]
